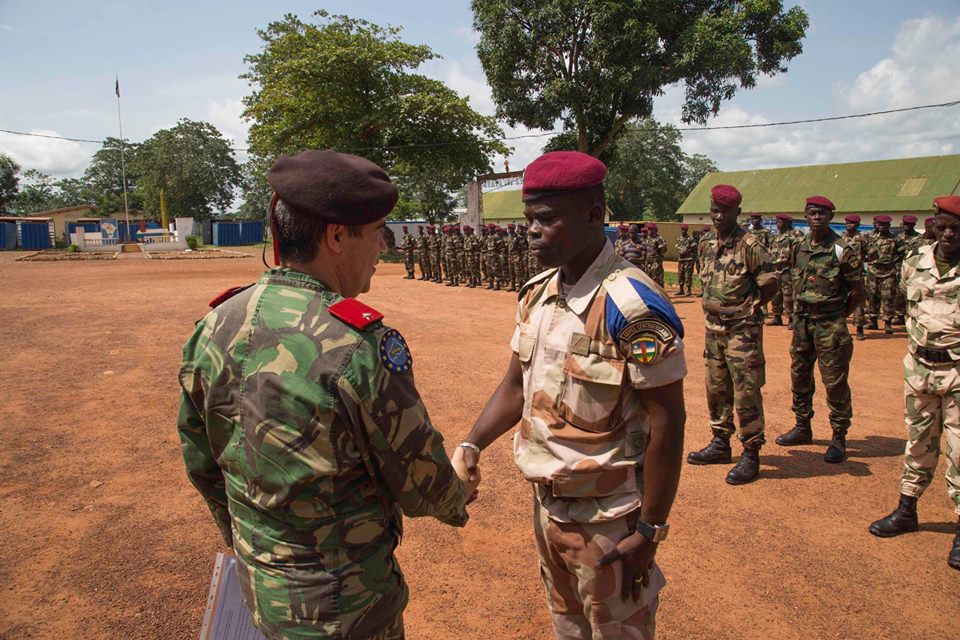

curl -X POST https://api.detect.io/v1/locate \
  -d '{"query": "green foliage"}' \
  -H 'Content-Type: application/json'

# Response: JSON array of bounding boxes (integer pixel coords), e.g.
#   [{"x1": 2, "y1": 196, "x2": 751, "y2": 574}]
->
[
  {"x1": 83, "y1": 137, "x2": 143, "y2": 214},
  {"x1": 472, "y1": 0, "x2": 808, "y2": 157},
  {"x1": 10, "y1": 169, "x2": 60, "y2": 214},
  {"x1": 0, "y1": 153, "x2": 20, "y2": 214},
  {"x1": 236, "y1": 157, "x2": 273, "y2": 220},
  {"x1": 131, "y1": 119, "x2": 242, "y2": 221},
  {"x1": 186, "y1": 235, "x2": 202, "y2": 250},
  {"x1": 67, "y1": 243, "x2": 79, "y2": 253},
  {"x1": 240, "y1": 11, "x2": 509, "y2": 218}
]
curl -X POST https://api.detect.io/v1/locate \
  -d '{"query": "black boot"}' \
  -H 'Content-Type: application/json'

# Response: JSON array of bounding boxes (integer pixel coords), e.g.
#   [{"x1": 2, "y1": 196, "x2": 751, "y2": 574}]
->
[
  {"x1": 776, "y1": 421, "x2": 813, "y2": 446},
  {"x1": 856, "y1": 326, "x2": 865, "y2": 341},
  {"x1": 824, "y1": 430, "x2": 846, "y2": 463},
  {"x1": 949, "y1": 518, "x2": 960, "y2": 571},
  {"x1": 867, "y1": 319, "x2": 879, "y2": 330},
  {"x1": 868, "y1": 494, "x2": 919, "y2": 537},
  {"x1": 767, "y1": 315, "x2": 783, "y2": 326},
  {"x1": 726, "y1": 448, "x2": 760, "y2": 485},
  {"x1": 686, "y1": 434, "x2": 732, "y2": 465},
  {"x1": 884, "y1": 321, "x2": 893, "y2": 335}
]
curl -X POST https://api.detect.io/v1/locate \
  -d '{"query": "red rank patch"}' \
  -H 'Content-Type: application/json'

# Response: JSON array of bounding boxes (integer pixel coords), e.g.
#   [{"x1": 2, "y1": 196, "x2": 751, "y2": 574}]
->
[
  {"x1": 208, "y1": 284, "x2": 253, "y2": 308},
  {"x1": 329, "y1": 298, "x2": 384, "y2": 331}
]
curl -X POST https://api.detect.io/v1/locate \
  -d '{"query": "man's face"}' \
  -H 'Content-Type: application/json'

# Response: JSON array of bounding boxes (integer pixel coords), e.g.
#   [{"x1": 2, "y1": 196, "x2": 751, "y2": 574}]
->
[
  {"x1": 925, "y1": 220, "x2": 935, "y2": 235},
  {"x1": 934, "y1": 213, "x2": 960, "y2": 259},
  {"x1": 845, "y1": 221, "x2": 858, "y2": 234},
  {"x1": 710, "y1": 200, "x2": 740, "y2": 234},
  {"x1": 804, "y1": 205, "x2": 834, "y2": 235},
  {"x1": 649, "y1": 228, "x2": 658, "y2": 237},
  {"x1": 903, "y1": 223, "x2": 916, "y2": 234},
  {"x1": 628, "y1": 224, "x2": 640, "y2": 241},
  {"x1": 524, "y1": 191, "x2": 602, "y2": 269},
  {"x1": 876, "y1": 221, "x2": 891, "y2": 236},
  {"x1": 776, "y1": 218, "x2": 789, "y2": 232},
  {"x1": 681, "y1": 228, "x2": 688, "y2": 237},
  {"x1": 339, "y1": 217, "x2": 387, "y2": 297},
  {"x1": 750, "y1": 218, "x2": 762, "y2": 229}
]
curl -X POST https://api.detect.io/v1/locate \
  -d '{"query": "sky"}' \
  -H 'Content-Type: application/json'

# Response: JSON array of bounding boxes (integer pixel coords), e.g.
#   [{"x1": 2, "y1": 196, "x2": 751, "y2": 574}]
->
[{"x1": 2, "y1": 0, "x2": 959, "y2": 183}]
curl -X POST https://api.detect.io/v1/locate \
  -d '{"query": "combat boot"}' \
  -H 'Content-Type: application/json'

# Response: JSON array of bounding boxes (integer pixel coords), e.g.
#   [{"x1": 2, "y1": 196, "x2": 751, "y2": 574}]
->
[
  {"x1": 868, "y1": 494, "x2": 919, "y2": 537},
  {"x1": 767, "y1": 315, "x2": 783, "y2": 326},
  {"x1": 775, "y1": 420, "x2": 813, "y2": 446},
  {"x1": 867, "y1": 319, "x2": 879, "y2": 330},
  {"x1": 856, "y1": 326, "x2": 865, "y2": 341},
  {"x1": 686, "y1": 434, "x2": 732, "y2": 465},
  {"x1": 884, "y1": 321, "x2": 893, "y2": 335},
  {"x1": 824, "y1": 430, "x2": 846, "y2": 463},
  {"x1": 726, "y1": 448, "x2": 760, "y2": 485},
  {"x1": 948, "y1": 518, "x2": 960, "y2": 571}
]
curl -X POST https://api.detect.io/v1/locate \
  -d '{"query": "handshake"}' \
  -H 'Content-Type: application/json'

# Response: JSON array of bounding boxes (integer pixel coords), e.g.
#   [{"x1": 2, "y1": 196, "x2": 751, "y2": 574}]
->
[{"x1": 451, "y1": 443, "x2": 482, "y2": 506}]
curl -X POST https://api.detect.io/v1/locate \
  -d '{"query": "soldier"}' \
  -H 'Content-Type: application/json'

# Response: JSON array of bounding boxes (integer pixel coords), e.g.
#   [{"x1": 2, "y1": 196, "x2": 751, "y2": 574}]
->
[
  {"x1": 843, "y1": 214, "x2": 871, "y2": 341},
  {"x1": 456, "y1": 150, "x2": 687, "y2": 639},
  {"x1": 479, "y1": 225, "x2": 489, "y2": 284},
  {"x1": 746, "y1": 213, "x2": 772, "y2": 251},
  {"x1": 619, "y1": 223, "x2": 647, "y2": 270},
  {"x1": 687, "y1": 184, "x2": 777, "y2": 485},
  {"x1": 527, "y1": 224, "x2": 541, "y2": 280},
  {"x1": 399, "y1": 224, "x2": 415, "y2": 279},
  {"x1": 644, "y1": 223, "x2": 667, "y2": 287},
  {"x1": 868, "y1": 195, "x2": 960, "y2": 572},
  {"x1": 507, "y1": 222, "x2": 522, "y2": 291},
  {"x1": 517, "y1": 224, "x2": 529, "y2": 284},
  {"x1": 923, "y1": 216, "x2": 936, "y2": 242},
  {"x1": 462, "y1": 224, "x2": 480, "y2": 288},
  {"x1": 177, "y1": 149, "x2": 477, "y2": 639},
  {"x1": 695, "y1": 224, "x2": 711, "y2": 297},
  {"x1": 485, "y1": 223, "x2": 498, "y2": 289},
  {"x1": 417, "y1": 226, "x2": 430, "y2": 281},
  {"x1": 492, "y1": 226, "x2": 507, "y2": 290},
  {"x1": 865, "y1": 215, "x2": 904, "y2": 334},
  {"x1": 453, "y1": 225, "x2": 465, "y2": 286},
  {"x1": 675, "y1": 224, "x2": 697, "y2": 296},
  {"x1": 430, "y1": 225, "x2": 444, "y2": 283},
  {"x1": 768, "y1": 214, "x2": 805, "y2": 327},
  {"x1": 614, "y1": 223, "x2": 629, "y2": 255},
  {"x1": 775, "y1": 196, "x2": 864, "y2": 463}
]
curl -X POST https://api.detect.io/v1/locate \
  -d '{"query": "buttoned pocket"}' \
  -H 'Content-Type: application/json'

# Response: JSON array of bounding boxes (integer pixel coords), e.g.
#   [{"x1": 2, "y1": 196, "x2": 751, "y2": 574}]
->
[
  {"x1": 558, "y1": 352, "x2": 626, "y2": 432},
  {"x1": 517, "y1": 324, "x2": 536, "y2": 363}
]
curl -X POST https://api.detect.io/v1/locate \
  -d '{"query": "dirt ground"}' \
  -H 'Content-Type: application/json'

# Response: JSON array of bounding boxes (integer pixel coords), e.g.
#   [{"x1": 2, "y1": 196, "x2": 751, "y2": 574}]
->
[{"x1": 0, "y1": 250, "x2": 956, "y2": 640}]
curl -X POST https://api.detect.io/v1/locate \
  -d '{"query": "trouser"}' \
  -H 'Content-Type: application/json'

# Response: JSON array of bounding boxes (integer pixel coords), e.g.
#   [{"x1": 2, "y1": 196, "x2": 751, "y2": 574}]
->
[
  {"x1": 434, "y1": 253, "x2": 443, "y2": 281},
  {"x1": 403, "y1": 251, "x2": 414, "y2": 277},
  {"x1": 465, "y1": 254, "x2": 479, "y2": 286},
  {"x1": 480, "y1": 251, "x2": 488, "y2": 282},
  {"x1": 677, "y1": 261, "x2": 694, "y2": 293},
  {"x1": 704, "y1": 323, "x2": 766, "y2": 447},
  {"x1": 900, "y1": 352, "x2": 960, "y2": 514},
  {"x1": 875, "y1": 274, "x2": 897, "y2": 322},
  {"x1": 534, "y1": 495, "x2": 662, "y2": 640},
  {"x1": 770, "y1": 269, "x2": 792, "y2": 317},
  {"x1": 790, "y1": 315, "x2": 854, "y2": 432},
  {"x1": 646, "y1": 262, "x2": 664, "y2": 287},
  {"x1": 418, "y1": 251, "x2": 428, "y2": 279}
]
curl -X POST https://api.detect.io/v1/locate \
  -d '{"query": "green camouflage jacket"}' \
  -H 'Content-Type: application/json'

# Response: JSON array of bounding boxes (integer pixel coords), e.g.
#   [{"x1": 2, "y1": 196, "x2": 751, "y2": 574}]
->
[
  {"x1": 178, "y1": 268, "x2": 466, "y2": 638},
  {"x1": 675, "y1": 235, "x2": 697, "y2": 262},
  {"x1": 747, "y1": 226, "x2": 772, "y2": 250},
  {"x1": 769, "y1": 227, "x2": 805, "y2": 269},
  {"x1": 790, "y1": 229, "x2": 862, "y2": 315},
  {"x1": 866, "y1": 233, "x2": 904, "y2": 276},
  {"x1": 698, "y1": 227, "x2": 775, "y2": 331}
]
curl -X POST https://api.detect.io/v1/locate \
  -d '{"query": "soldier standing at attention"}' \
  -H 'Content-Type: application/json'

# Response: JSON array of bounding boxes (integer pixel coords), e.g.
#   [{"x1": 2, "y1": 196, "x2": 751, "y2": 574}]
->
[
  {"x1": 517, "y1": 224, "x2": 530, "y2": 284},
  {"x1": 430, "y1": 224, "x2": 444, "y2": 283},
  {"x1": 687, "y1": 185, "x2": 777, "y2": 485},
  {"x1": 768, "y1": 214, "x2": 804, "y2": 327},
  {"x1": 895, "y1": 215, "x2": 925, "y2": 325},
  {"x1": 507, "y1": 222, "x2": 522, "y2": 292},
  {"x1": 675, "y1": 224, "x2": 697, "y2": 296},
  {"x1": 479, "y1": 225, "x2": 489, "y2": 284},
  {"x1": 462, "y1": 224, "x2": 480, "y2": 288},
  {"x1": 399, "y1": 224, "x2": 415, "y2": 279},
  {"x1": 775, "y1": 196, "x2": 864, "y2": 462},
  {"x1": 868, "y1": 195, "x2": 960, "y2": 571},
  {"x1": 645, "y1": 223, "x2": 667, "y2": 287},
  {"x1": 695, "y1": 225, "x2": 710, "y2": 296},
  {"x1": 922, "y1": 217, "x2": 937, "y2": 243},
  {"x1": 485, "y1": 223, "x2": 499, "y2": 289},
  {"x1": 493, "y1": 226, "x2": 507, "y2": 290},
  {"x1": 615, "y1": 223, "x2": 629, "y2": 255},
  {"x1": 417, "y1": 226, "x2": 430, "y2": 281},
  {"x1": 456, "y1": 151, "x2": 687, "y2": 639},
  {"x1": 746, "y1": 213, "x2": 772, "y2": 251},
  {"x1": 843, "y1": 214, "x2": 871, "y2": 341},
  {"x1": 454, "y1": 225, "x2": 465, "y2": 286},
  {"x1": 865, "y1": 215, "x2": 904, "y2": 334},
  {"x1": 177, "y1": 150, "x2": 477, "y2": 639}
]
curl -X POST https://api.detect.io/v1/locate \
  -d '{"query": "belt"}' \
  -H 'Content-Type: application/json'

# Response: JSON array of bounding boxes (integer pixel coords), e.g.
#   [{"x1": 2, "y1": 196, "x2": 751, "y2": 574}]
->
[
  {"x1": 914, "y1": 345, "x2": 959, "y2": 364},
  {"x1": 794, "y1": 300, "x2": 846, "y2": 319}
]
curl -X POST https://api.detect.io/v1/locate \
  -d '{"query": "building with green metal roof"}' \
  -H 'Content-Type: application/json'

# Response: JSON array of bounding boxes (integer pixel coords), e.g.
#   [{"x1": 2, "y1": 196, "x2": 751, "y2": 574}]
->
[
  {"x1": 479, "y1": 188, "x2": 613, "y2": 225},
  {"x1": 677, "y1": 154, "x2": 960, "y2": 227}
]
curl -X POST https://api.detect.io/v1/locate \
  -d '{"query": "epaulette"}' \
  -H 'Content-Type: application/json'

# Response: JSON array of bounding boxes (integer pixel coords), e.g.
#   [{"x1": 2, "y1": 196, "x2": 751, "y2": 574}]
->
[
  {"x1": 517, "y1": 268, "x2": 558, "y2": 300},
  {"x1": 329, "y1": 298, "x2": 384, "y2": 332},
  {"x1": 742, "y1": 232, "x2": 760, "y2": 248},
  {"x1": 208, "y1": 283, "x2": 254, "y2": 309}
]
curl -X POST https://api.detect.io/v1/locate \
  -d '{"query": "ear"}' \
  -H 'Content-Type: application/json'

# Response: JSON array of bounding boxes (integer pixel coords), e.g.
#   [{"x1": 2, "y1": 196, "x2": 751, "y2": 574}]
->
[{"x1": 323, "y1": 223, "x2": 347, "y2": 255}]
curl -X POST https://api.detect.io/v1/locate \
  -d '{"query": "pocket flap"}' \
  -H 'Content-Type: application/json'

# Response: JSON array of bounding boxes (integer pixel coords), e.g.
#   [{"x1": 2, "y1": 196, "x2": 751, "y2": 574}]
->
[
  {"x1": 518, "y1": 333, "x2": 536, "y2": 363},
  {"x1": 563, "y1": 352, "x2": 624, "y2": 385}
]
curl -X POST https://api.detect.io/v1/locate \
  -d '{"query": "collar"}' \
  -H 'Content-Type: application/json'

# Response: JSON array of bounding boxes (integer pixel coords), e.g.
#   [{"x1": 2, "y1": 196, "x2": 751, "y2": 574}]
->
[
  {"x1": 805, "y1": 228, "x2": 840, "y2": 252},
  {"x1": 260, "y1": 268, "x2": 332, "y2": 293},
  {"x1": 917, "y1": 243, "x2": 960, "y2": 278},
  {"x1": 549, "y1": 242, "x2": 617, "y2": 315},
  {"x1": 715, "y1": 224, "x2": 745, "y2": 249}
]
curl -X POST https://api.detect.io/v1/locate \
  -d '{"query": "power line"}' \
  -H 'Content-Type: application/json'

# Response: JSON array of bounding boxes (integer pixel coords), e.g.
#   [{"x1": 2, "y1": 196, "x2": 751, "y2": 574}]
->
[{"x1": 2, "y1": 98, "x2": 959, "y2": 153}]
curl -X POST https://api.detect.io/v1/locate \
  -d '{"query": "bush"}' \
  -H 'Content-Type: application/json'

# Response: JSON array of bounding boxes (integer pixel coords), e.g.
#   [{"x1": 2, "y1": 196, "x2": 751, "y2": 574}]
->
[
  {"x1": 54, "y1": 239, "x2": 67, "y2": 249},
  {"x1": 186, "y1": 235, "x2": 202, "y2": 250},
  {"x1": 67, "y1": 244, "x2": 79, "y2": 253}
]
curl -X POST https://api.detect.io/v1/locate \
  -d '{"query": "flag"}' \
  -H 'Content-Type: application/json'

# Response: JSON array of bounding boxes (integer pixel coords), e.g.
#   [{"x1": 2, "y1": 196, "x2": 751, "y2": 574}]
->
[{"x1": 115, "y1": 76, "x2": 120, "y2": 98}]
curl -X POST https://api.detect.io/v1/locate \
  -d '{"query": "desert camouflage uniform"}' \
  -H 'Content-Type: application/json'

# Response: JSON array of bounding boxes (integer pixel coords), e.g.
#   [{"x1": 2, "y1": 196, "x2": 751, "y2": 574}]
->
[
  {"x1": 898, "y1": 245, "x2": 960, "y2": 514},
  {"x1": 417, "y1": 231, "x2": 431, "y2": 280},
  {"x1": 463, "y1": 232, "x2": 481, "y2": 287},
  {"x1": 675, "y1": 235, "x2": 697, "y2": 294},
  {"x1": 513, "y1": 242, "x2": 686, "y2": 640},
  {"x1": 896, "y1": 230, "x2": 927, "y2": 318},
  {"x1": 698, "y1": 227, "x2": 775, "y2": 447},
  {"x1": 866, "y1": 233, "x2": 904, "y2": 323},
  {"x1": 399, "y1": 230, "x2": 415, "y2": 278},
  {"x1": 430, "y1": 231, "x2": 444, "y2": 283},
  {"x1": 789, "y1": 230, "x2": 861, "y2": 434},
  {"x1": 178, "y1": 268, "x2": 467, "y2": 639},
  {"x1": 644, "y1": 235, "x2": 667, "y2": 287},
  {"x1": 769, "y1": 227, "x2": 805, "y2": 321}
]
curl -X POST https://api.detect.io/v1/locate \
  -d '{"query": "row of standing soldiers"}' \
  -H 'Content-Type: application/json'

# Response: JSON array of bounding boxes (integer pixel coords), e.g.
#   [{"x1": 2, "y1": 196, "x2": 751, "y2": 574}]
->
[
  {"x1": 614, "y1": 222, "x2": 708, "y2": 295},
  {"x1": 397, "y1": 223, "x2": 539, "y2": 291}
]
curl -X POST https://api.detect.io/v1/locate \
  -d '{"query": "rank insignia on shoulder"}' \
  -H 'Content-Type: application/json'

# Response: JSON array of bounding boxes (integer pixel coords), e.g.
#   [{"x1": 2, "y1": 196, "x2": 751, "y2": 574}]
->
[
  {"x1": 208, "y1": 284, "x2": 253, "y2": 308},
  {"x1": 329, "y1": 298, "x2": 384, "y2": 331},
  {"x1": 379, "y1": 328, "x2": 413, "y2": 374},
  {"x1": 619, "y1": 319, "x2": 676, "y2": 365}
]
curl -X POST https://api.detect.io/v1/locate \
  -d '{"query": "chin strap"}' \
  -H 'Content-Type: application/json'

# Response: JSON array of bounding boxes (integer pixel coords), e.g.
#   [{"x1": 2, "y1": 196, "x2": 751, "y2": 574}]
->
[{"x1": 269, "y1": 192, "x2": 280, "y2": 266}]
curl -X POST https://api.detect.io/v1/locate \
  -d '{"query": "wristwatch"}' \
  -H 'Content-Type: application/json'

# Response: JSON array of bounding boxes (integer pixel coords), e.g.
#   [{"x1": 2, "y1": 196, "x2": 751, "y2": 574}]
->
[{"x1": 636, "y1": 519, "x2": 669, "y2": 542}]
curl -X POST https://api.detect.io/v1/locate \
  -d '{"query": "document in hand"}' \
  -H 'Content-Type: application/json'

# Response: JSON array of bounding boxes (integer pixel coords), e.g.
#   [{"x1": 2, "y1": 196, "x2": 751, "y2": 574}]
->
[{"x1": 199, "y1": 552, "x2": 267, "y2": 640}]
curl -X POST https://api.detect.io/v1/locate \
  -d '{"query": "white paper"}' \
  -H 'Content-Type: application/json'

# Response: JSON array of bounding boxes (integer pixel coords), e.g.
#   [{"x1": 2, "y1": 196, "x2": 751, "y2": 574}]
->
[{"x1": 199, "y1": 552, "x2": 268, "y2": 640}]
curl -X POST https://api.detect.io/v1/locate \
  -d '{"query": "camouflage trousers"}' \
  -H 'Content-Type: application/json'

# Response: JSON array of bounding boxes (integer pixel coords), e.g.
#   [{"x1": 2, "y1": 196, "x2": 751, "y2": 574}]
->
[
  {"x1": 645, "y1": 262, "x2": 664, "y2": 288},
  {"x1": 534, "y1": 495, "x2": 662, "y2": 640},
  {"x1": 418, "y1": 251, "x2": 429, "y2": 280},
  {"x1": 403, "y1": 250, "x2": 415, "y2": 278},
  {"x1": 851, "y1": 273, "x2": 869, "y2": 327},
  {"x1": 868, "y1": 273, "x2": 898, "y2": 322},
  {"x1": 464, "y1": 254, "x2": 480, "y2": 286},
  {"x1": 480, "y1": 252, "x2": 488, "y2": 282},
  {"x1": 508, "y1": 255, "x2": 521, "y2": 290},
  {"x1": 486, "y1": 254, "x2": 500, "y2": 288},
  {"x1": 790, "y1": 315, "x2": 853, "y2": 433},
  {"x1": 704, "y1": 323, "x2": 766, "y2": 447},
  {"x1": 899, "y1": 352, "x2": 960, "y2": 515},
  {"x1": 677, "y1": 261, "x2": 694, "y2": 293},
  {"x1": 770, "y1": 269, "x2": 793, "y2": 317},
  {"x1": 445, "y1": 255, "x2": 459, "y2": 285}
]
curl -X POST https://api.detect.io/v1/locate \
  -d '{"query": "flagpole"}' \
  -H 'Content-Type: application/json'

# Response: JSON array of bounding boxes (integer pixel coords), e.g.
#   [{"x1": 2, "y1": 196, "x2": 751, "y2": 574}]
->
[{"x1": 115, "y1": 75, "x2": 131, "y2": 241}]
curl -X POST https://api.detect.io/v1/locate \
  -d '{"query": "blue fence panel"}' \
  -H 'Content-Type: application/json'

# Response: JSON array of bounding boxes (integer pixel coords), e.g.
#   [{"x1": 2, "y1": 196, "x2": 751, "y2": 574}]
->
[
  {"x1": 239, "y1": 220, "x2": 264, "y2": 244},
  {"x1": 0, "y1": 221, "x2": 16, "y2": 250},
  {"x1": 213, "y1": 221, "x2": 242, "y2": 246},
  {"x1": 20, "y1": 221, "x2": 52, "y2": 249}
]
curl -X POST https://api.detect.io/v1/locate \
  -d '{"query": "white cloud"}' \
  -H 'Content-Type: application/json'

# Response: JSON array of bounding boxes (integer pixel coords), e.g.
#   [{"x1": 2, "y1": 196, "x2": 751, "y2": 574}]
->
[
  {"x1": 206, "y1": 97, "x2": 250, "y2": 160},
  {"x1": 0, "y1": 129, "x2": 92, "y2": 176}
]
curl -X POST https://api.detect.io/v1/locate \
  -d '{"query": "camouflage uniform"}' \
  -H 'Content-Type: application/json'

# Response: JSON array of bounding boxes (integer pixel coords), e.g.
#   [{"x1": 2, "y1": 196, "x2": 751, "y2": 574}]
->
[
  {"x1": 430, "y1": 231, "x2": 444, "y2": 283},
  {"x1": 452, "y1": 230, "x2": 464, "y2": 286},
  {"x1": 788, "y1": 229, "x2": 861, "y2": 436},
  {"x1": 896, "y1": 230, "x2": 926, "y2": 319},
  {"x1": 484, "y1": 231, "x2": 499, "y2": 289},
  {"x1": 513, "y1": 242, "x2": 686, "y2": 640},
  {"x1": 698, "y1": 227, "x2": 775, "y2": 448},
  {"x1": 178, "y1": 268, "x2": 467, "y2": 639},
  {"x1": 516, "y1": 231, "x2": 529, "y2": 285},
  {"x1": 443, "y1": 231, "x2": 457, "y2": 286},
  {"x1": 479, "y1": 229, "x2": 489, "y2": 284},
  {"x1": 399, "y1": 230, "x2": 415, "y2": 279},
  {"x1": 644, "y1": 234, "x2": 667, "y2": 287},
  {"x1": 507, "y1": 231, "x2": 523, "y2": 291},
  {"x1": 493, "y1": 231, "x2": 507, "y2": 289},
  {"x1": 844, "y1": 231, "x2": 870, "y2": 329},
  {"x1": 417, "y1": 230, "x2": 431, "y2": 281},
  {"x1": 675, "y1": 235, "x2": 697, "y2": 295},
  {"x1": 463, "y1": 231, "x2": 481, "y2": 288},
  {"x1": 527, "y1": 239, "x2": 541, "y2": 282},
  {"x1": 865, "y1": 233, "x2": 904, "y2": 324},
  {"x1": 769, "y1": 227, "x2": 805, "y2": 322},
  {"x1": 747, "y1": 224, "x2": 772, "y2": 251},
  {"x1": 897, "y1": 244, "x2": 960, "y2": 514}
]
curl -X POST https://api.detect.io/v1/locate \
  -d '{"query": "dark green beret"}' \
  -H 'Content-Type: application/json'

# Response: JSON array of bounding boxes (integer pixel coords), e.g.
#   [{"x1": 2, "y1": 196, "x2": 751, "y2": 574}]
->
[{"x1": 268, "y1": 150, "x2": 398, "y2": 224}]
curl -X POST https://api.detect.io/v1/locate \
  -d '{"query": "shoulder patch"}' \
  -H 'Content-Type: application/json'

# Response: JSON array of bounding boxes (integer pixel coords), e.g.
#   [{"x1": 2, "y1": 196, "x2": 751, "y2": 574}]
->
[
  {"x1": 619, "y1": 318, "x2": 677, "y2": 365},
  {"x1": 208, "y1": 283, "x2": 254, "y2": 308},
  {"x1": 329, "y1": 298, "x2": 384, "y2": 331},
  {"x1": 379, "y1": 328, "x2": 412, "y2": 374}
]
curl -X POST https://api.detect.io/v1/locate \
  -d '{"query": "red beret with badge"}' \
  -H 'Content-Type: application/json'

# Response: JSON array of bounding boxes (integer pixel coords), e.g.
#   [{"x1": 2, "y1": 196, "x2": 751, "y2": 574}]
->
[
  {"x1": 680, "y1": 224, "x2": 689, "y2": 230},
  {"x1": 844, "y1": 214, "x2": 861, "y2": 223},
  {"x1": 711, "y1": 184, "x2": 742, "y2": 207},
  {"x1": 902, "y1": 215, "x2": 918, "y2": 224},
  {"x1": 776, "y1": 214, "x2": 793, "y2": 221},
  {"x1": 934, "y1": 196, "x2": 960, "y2": 217},
  {"x1": 521, "y1": 151, "x2": 607, "y2": 202},
  {"x1": 806, "y1": 195, "x2": 835, "y2": 210},
  {"x1": 749, "y1": 212, "x2": 762, "y2": 219},
  {"x1": 874, "y1": 215, "x2": 892, "y2": 223},
  {"x1": 646, "y1": 222, "x2": 657, "y2": 230}
]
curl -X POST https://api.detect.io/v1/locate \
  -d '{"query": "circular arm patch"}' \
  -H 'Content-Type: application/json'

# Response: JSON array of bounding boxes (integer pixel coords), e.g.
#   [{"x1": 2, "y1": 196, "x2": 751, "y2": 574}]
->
[
  {"x1": 379, "y1": 328, "x2": 413, "y2": 374},
  {"x1": 619, "y1": 319, "x2": 677, "y2": 366}
]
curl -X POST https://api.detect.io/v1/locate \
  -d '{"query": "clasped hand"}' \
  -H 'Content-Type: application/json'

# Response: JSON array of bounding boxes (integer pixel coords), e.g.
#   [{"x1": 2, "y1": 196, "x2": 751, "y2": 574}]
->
[{"x1": 451, "y1": 446, "x2": 481, "y2": 505}]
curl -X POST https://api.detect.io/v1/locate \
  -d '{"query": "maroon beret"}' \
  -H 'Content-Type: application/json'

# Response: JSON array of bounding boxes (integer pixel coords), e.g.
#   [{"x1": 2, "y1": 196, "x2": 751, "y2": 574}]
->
[
  {"x1": 806, "y1": 195, "x2": 835, "y2": 210},
  {"x1": 776, "y1": 214, "x2": 793, "y2": 221},
  {"x1": 874, "y1": 215, "x2": 891, "y2": 223},
  {"x1": 749, "y1": 212, "x2": 762, "y2": 219},
  {"x1": 902, "y1": 215, "x2": 918, "y2": 224},
  {"x1": 844, "y1": 214, "x2": 861, "y2": 223},
  {"x1": 680, "y1": 224, "x2": 689, "y2": 230},
  {"x1": 924, "y1": 217, "x2": 935, "y2": 224},
  {"x1": 934, "y1": 195, "x2": 960, "y2": 217},
  {"x1": 463, "y1": 225, "x2": 473, "y2": 231},
  {"x1": 402, "y1": 224, "x2": 408, "y2": 229},
  {"x1": 268, "y1": 150, "x2": 398, "y2": 224},
  {"x1": 711, "y1": 184, "x2": 742, "y2": 207},
  {"x1": 617, "y1": 224, "x2": 628, "y2": 231},
  {"x1": 702, "y1": 224, "x2": 712, "y2": 231},
  {"x1": 507, "y1": 223, "x2": 516, "y2": 229},
  {"x1": 522, "y1": 151, "x2": 606, "y2": 202},
  {"x1": 646, "y1": 222, "x2": 657, "y2": 230}
]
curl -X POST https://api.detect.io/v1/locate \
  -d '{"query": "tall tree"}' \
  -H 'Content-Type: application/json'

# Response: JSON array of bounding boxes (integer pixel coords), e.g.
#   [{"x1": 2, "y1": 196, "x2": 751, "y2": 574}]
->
[
  {"x1": 680, "y1": 153, "x2": 719, "y2": 200},
  {"x1": 83, "y1": 137, "x2": 143, "y2": 214},
  {"x1": 0, "y1": 153, "x2": 20, "y2": 214},
  {"x1": 241, "y1": 11, "x2": 509, "y2": 215},
  {"x1": 473, "y1": 0, "x2": 808, "y2": 157},
  {"x1": 131, "y1": 119, "x2": 242, "y2": 221},
  {"x1": 11, "y1": 169, "x2": 59, "y2": 214}
]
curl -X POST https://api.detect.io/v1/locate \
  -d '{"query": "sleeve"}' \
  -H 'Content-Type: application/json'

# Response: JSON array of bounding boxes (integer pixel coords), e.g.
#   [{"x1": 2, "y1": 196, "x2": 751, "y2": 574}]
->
[
  {"x1": 339, "y1": 333, "x2": 467, "y2": 527},
  {"x1": 899, "y1": 260, "x2": 909, "y2": 298},
  {"x1": 510, "y1": 299, "x2": 522, "y2": 353},
  {"x1": 840, "y1": 244, "x2": 862, "y2": 284},
  {"x1": 746, "y1": 239, "x2": 776, "y2": 287}
]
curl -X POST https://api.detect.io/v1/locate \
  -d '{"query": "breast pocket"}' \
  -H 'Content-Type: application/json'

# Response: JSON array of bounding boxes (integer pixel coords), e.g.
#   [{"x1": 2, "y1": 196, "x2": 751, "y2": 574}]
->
[{"x1": 558, "y1": 353, "x2": 626, "y2": 433}]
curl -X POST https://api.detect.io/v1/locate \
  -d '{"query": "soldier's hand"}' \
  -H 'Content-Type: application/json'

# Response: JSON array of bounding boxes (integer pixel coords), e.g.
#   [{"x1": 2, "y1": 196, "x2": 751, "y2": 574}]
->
[
  {"x1": 704, "y1": 298, "x2": 722, "y2": 316},
  {"x1": 451, "y1": 446, "x2": 481, "y2": 504},
  {"x1": 596, "y1": 531, "x2": 658, "y2": 602}
]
